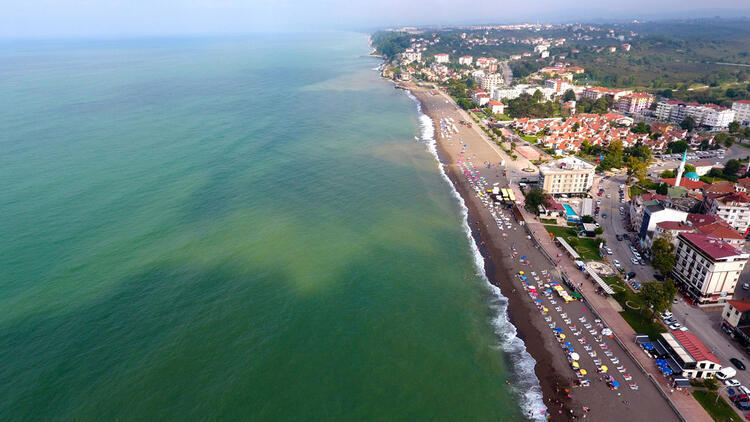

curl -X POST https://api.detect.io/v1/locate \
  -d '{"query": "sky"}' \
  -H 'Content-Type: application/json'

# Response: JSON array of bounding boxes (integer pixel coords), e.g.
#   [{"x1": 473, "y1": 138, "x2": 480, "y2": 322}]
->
[{"x1": 3, "y1": 0, "x2": 750, "y2": 38}]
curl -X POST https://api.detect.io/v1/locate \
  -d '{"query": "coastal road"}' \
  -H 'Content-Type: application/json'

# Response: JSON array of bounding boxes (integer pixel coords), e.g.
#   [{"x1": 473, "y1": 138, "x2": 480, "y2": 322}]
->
[{"x1": 412, "y1": 86, "x2": 685, "y2": 422}]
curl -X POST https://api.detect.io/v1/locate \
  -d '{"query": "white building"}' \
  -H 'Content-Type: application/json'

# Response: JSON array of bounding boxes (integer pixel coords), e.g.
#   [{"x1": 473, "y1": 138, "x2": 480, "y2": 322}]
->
[
  {"x1": 480, "y1": 73, "x2": 504, "y2": 92},
  {"x1": 401, "y1": 48, "x2": 421, "y2": 63},
  {"x1": 673, "y1": 232, "x2": 749, "y2": 305},
  {"x1": 538, "y1": 157, "x2": 595, "y2": 195},
  {"x1": 655, "y1": 101, "x2": 736, "y2": 130},
  {"x1": 488, "y1": 100, "x2": 505, "y2": 115},
  {"x1": 434, "y1": 53, "x2": 449, "y2": 63},
  {"x1": 705, "y1": 192, "x2": 750, "y2": 235},
  {"x1": 544, "y1": 79, "x2": 573, "y2": 94},
  {"x1": 458, "y1": 55, "x2": 473, "y2": 66},
  {"x1": 636, "y1": 203, "x2": 688, "y2": 247},
  {"x1": 732, "y1": 100, "x2": 750, "y2": 126}
]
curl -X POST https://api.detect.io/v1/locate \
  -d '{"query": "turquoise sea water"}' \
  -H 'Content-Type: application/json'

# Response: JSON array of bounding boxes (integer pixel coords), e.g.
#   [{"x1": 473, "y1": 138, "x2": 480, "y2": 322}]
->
[{"x1": 0, "y1": 33, "x2": 532, "y2": 420}]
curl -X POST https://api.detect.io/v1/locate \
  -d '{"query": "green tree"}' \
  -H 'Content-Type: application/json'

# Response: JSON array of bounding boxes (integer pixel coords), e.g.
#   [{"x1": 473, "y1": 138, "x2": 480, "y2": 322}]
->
[
  {"x1": 651, "y1": 237, "x2": 676, "y2": 275},
  {"x1": 524, "y1": 188, "x2": 549, "y2": 214},
  {"x1": 626, "y1": 156, "x2": 648, "y2": 183},
  {"x1": 660, "y1": 169, "x2": 676, "y2": 178},
  {"x1": 667, "y1": 141, "x2": 689, "y2": 153},
  {"x1": 631, "y1": 122, "x2": 651, "y2": 134},
  {"x1": 640, "y1": 280, "x2": 677, "y2": 320},
  {"x1": 594, "y1": 227, "x2": 604, "y2": 235},
  {"x1": 562, "y1": 89, "x2": 576, "y2": 102},
  {"x1": 724, "y1": 159, "x2": 742, "y2": 180},
  {"x1": 729, "y1": 121, "x2": 741, "y2": 133},
  {"x1": 680, "y1": 116, "x2": 696, "y2": 131},
  {"x1": 572, "y1": 122, "x2": 580, "y2": 132},
  {"x1": 581, "y1": 215, "x2": 595, "y2": 223}
]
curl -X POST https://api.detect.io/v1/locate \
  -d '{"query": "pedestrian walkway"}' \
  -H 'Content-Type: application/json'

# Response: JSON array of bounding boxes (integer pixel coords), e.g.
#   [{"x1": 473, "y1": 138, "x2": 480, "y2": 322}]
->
[{"x1": 512, "y1": 190, "x2": 711, "y2": 422}]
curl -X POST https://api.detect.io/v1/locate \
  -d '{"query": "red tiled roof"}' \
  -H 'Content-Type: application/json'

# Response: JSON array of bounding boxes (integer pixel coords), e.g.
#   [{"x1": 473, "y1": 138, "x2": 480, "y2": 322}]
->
[
  {"x1": 488, "y1": 100, "x2": 504, "y2": 106},
  {"x1": 687, "y1": 213, "x2": 723, "y2": 227},
  {"x1": 679, "y1": 232, "x2": 744, "y2": 260},
  {"x1": 729, "y1": 300, "x2": 750, "y2": 313},
  {"x1": 695, "y1": 221, "x2": 744, "y2": 240},
  {"x1": 735, "y1": 100, "x2": 750, "y2": 105},
  {"x1": 661, "y1": 178, "x2": 707, "y2": 190},
  {"x1": 672, "y1": 331, "x2": 720, "y2": 364}
]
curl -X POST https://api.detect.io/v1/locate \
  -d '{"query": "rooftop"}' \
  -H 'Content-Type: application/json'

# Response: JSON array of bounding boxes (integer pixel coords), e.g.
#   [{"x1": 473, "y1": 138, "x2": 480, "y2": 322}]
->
[
  {"x1": 539, "y1": 156, "x2": 595, "y2": 173},
  {"x1": 661, "y1": 178, "x2": 707, "y2": 190},
  {"x1": 679, "y1": 232, "x2": 745, "y2": 260},
  {"x1": 671, "y1": 331, "x2": 721, "y2": 364},
  {"x1": 656, "y1": 221, "x2": 692, "y2": 231},
  {"x1": 695, "y1": 221, "x2": 744, "y2": 240},
  {"x1": 728, "y1": 300, "x2": 750, "y2": 313}
]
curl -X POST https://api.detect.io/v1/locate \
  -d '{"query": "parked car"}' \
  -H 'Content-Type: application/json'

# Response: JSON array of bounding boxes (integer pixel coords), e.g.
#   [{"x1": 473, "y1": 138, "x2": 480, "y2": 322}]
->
[
  {"x1": 717, "y1": 367, "x2": 738, "y2": 380},
  {"x1": 731, "y1": 358, "x2": 746, "y2": 370},
  {"x1": 631, "y1": 258, "x2": 639, "y2": 265},
  {"x1": 638, "y1": 258, "x2": 646, "y2": 266},
  {"x1": 623, "y1": 234, "x2": 630, "y2": 240},
  {"x1": 669, "y1": 323, "x2": 682, "y2": 330},
  {"x1": 616, "y1": 234, "x2": 623, "y2": 241},
  {"x1": 606, "y1": 247, "x2": 614, "y2": 255},
  {"x1": 660, "y1": 311, "x2": 673, "y2": 319},
  {"x1": 726, "y1": 379, "x2": 742, "y2": 387},
  {"x1": 627, "y1": 272, "x2": 636, "y2": 280}
]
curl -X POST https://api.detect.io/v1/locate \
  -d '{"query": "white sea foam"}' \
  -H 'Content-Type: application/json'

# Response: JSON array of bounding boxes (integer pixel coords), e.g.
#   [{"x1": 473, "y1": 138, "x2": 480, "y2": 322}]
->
[{"x1": 406, "y1": 90, "x2": 548, "y2": 421}]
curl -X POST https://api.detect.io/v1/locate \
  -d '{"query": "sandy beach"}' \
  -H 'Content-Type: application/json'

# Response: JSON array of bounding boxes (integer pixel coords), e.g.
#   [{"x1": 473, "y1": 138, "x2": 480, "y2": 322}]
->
[{"x1": 406, "y1": 84, "x2": 683, "y2": 422}]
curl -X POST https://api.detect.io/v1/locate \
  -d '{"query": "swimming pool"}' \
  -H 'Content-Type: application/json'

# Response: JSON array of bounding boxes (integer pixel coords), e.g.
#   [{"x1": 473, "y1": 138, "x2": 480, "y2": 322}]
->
[{"x1": 563, "y1": 204, "x2": 577, "y2": 216}]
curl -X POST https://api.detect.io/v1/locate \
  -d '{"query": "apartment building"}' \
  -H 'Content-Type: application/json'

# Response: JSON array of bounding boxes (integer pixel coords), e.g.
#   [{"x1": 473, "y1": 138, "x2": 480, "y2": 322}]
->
[
  {"x1": 704, "y1": 191, "x2": 750, "y2": 235},
  {"x1": 434, "y1": 53, "x2": 449, "y2": 63},
  {"x1": 733, "y1": 100, "x2": 750, "y2": 126},
  {"x1": 616, "y1": 92, "x2": 654, "y2": 114},
  {"x1": 458, "y1": 55, "x2": 473, "y2": 66},
  {"x1": 480, "y1": 73, "x2": 504, "y2": 92},
  {"x1": 538, "y1": 157, "x2": 595, "y2": 195},
  {"x1": 655, "y1": 101, "x2": 736, "y2": 130},
  {"x1": 673, "y1": 232, "x2": 749, "y2": 305}
]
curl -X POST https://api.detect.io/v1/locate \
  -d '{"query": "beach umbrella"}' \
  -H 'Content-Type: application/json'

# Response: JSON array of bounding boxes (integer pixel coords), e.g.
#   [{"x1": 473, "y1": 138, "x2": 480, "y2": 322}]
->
[
  {"x1": 564, "y1": 341, "x2": 571, "y2": 346},
  {"x1": 542, "y1": 307, "x2": 548, "y2": 312},
  {"x1": 570, "y1": 353, "x2": 580, "y2": 361},
  {"x1": 601, "y1": 328, "x2": 613, "y2": 336},
  {"x1": 568, "y1": 347, "x2": 575, "y2": 352},
  {"x1": 572, "y1": 361, "x2": 580, "y2": 368},
  {"x1": 580, "y1": 369, "x2": 587, "y2": 375},
  {"x1": 537, "y1": 299, "x2": 543, "y2": 303},
  {"x1": 612, "y1": 381, "x2": 620, "y2": 388},
  {"x1": 555, "y1": 328, "x2": 563, "y2": 333},
  {"x1": 601, "y1": 365, "x2": 608, "y2": 372},
  {"x1": 522, "y1": 256, "x2": 527, "y2": 259},
  {"x1": 559, "y1": 334, "x2": 566, "y2": 339},
  {"x1": 519, "y1": 271, "x2": 524, "y2": 275}
]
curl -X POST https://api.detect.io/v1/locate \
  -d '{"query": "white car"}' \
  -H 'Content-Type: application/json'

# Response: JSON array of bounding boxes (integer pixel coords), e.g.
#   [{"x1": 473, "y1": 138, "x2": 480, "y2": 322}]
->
[
  {"x1": 725, "y1": 379, "x2": 742, "y2": 387},
  {"x1": 631, "y1": 258, "x2": 639, "y2": 265},
  {"x1": 669, "y1": 323, "x2": 682, "y2": 330}
]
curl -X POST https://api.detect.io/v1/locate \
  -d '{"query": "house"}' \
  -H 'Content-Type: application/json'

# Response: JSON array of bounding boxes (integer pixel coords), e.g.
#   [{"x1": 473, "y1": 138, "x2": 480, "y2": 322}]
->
[
  {"x1": 647, "y1": 221, "x2": 694, "y2": 249},
  {"x1": 721, "y1": 300, "x2": 750, "y2": 344},
  {"x1": 488, "y1": 100, "x2": 505, "y2": 115},
  {"x1": 637, "y1": 203, "x2": 688, "y2": 247},
  {"x1": 673, "y1": 232, "x2": 749, "y2": 304},
  {"x1": 656, "y1": 332, "x2": 721, "y2": 379},
  {"x1": 458, "y1": 55, "x2": 473, "y2": 66},
  {"x1": 661, "y1": 178, "x2": 707, "y2": 193}
]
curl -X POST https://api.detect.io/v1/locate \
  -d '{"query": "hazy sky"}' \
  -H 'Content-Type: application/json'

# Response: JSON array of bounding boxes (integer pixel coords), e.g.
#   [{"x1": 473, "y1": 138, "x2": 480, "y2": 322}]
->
[{"x1": 3, "y1": 0, "x2": 750, "y2": 38}]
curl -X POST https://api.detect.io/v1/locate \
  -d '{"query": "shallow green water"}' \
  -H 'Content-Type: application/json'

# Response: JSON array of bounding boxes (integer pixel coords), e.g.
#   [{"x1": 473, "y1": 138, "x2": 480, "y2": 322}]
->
[{"x1": 0, "y1": 33, "x2": 527, "y2": 420}]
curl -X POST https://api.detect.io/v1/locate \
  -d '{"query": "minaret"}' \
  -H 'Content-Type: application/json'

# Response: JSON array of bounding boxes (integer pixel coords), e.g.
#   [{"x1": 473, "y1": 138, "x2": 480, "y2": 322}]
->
[{"x1": 675, "y1": 150, "x2": 687, "y2": 187}]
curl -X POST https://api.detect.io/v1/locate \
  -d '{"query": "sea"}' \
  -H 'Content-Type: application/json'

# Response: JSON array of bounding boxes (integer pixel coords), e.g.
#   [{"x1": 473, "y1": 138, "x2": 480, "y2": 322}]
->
[{"x1": 0, "y1": 32, "x2": 544, "y2": 420}]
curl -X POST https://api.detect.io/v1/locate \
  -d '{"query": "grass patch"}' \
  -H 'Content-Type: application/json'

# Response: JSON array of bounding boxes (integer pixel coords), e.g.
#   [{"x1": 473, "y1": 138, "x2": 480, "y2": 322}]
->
[
  {"x1": 603, "y1": 275, "x2": 668, "y2": 339},
  {"x1": 693, "y1": 391, "x2": 739, "y2": 422},
  {"x1": 543, "y1": 225, "x2": 602, "y2": 260},
  {"x1": 521, "y1": 135, "x2": 538, "y2": 143},
  {"x1": 540, "y1": 218, "x2": 558, "y2": 224},
  {"x1": 629, "y1": 186, "x2": 648, "y2": 197}
]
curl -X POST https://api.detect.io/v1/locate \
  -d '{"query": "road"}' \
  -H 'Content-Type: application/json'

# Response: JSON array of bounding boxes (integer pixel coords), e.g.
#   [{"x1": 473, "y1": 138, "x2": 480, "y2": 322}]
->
[{"x1": 500, "y1": 61, "x2": 513, "y2": 87}]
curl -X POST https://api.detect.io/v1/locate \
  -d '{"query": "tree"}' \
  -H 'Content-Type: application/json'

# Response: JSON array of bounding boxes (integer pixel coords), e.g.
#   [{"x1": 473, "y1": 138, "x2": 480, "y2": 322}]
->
[
  {"x1": 660, "y1": 169, "x2": 676, "y2": 178},
  {"x1": 656, "y1": 183, "x2": 669, "y2": 195},
  {"x1": 667, "y1": 140, "x2": 689, "y2": 154},
  {"x1": 631, "y1": 122, "x2": 651, "y2": 134},
  {"x1": 562, "y1": 89, "x2": 576, "y2": 102},
  {"x1": 594, "y1": 227, "x2": 604, "y2": 235},
  {"x1": 572, "y1": 122, "x2": 580, "y2": 132},
  {"x1": 626, "y1": 156, "x2": 648, "y2": 183},
  {"x1": 640, "y1": 280, "x2": 677, "y2": 320},
  {"x1": 581, "y1": 215, "x2": 595, "y2": 223},
  {"x1": 524, "y1": 188, "x2": 549, "y2": 214},
  {"x1": 680, "y1": 116, "x2": 696, "y2": 131},
  {"x1": 651, "y1": 237, "x2": 676, "y2": 275},
  {"x1": 730, "y1": 121, "x2": 741, "y2": 134},
  {"x1": 724, "y1": 159, "x2": 742, "y2": 180}
]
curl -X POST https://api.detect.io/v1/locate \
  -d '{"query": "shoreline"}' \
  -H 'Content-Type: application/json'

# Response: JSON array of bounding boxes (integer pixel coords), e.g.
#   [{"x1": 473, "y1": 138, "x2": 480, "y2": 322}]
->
[{"x1": 406, "y1": 88, "x2": 574, "y2": 421}]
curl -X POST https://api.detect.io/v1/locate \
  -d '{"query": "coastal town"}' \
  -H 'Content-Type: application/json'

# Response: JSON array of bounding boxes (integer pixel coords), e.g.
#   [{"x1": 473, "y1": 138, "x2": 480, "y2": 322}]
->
[{"x1": 374, "y1": 20, "x2": 750, "y2": 422}]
